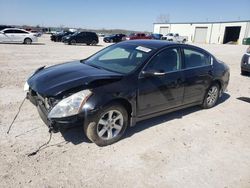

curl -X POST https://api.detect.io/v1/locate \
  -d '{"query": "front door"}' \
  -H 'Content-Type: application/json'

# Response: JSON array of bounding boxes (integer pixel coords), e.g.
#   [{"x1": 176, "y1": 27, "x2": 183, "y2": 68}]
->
[
  {"x1": 10, "y1": 29, "x2": 27, "y2": 42},
  {"x1": 138, "y1": 47, "x2": 185, "y2": 117},
  {"x1": 1, "y1": 29, "x2": 13, "y2": 42}
]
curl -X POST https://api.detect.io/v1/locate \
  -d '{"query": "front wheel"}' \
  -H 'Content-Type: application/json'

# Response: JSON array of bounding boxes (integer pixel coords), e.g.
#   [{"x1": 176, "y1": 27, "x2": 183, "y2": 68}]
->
[
  {"x1": 84, "y1": 104, "x2": 128, "y2": 146},
  {"x1": 91, "y1": 40, "x2": 97, "y2": 45},
  {"x1": 202, "y1": 84, "x2": 220, "y2": 109}
]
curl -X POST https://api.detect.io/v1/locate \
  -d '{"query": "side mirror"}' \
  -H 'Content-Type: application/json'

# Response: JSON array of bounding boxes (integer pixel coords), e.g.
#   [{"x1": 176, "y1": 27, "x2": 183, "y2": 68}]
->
[{"x1": 141, "y1": 70, "x2": 166, "y2": 77}]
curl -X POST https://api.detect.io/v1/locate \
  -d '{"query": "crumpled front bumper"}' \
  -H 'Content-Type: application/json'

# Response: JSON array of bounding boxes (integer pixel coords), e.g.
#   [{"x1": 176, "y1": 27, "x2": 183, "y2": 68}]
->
[{"x1": 26, "y1": 90, "x2": 85, "y2": 132}]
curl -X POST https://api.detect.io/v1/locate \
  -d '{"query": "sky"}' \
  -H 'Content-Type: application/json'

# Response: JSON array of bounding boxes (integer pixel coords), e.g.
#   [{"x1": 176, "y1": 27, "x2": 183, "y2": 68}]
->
[{"x1": 0, "y1": 0, "x2": 249, "y2": 31}]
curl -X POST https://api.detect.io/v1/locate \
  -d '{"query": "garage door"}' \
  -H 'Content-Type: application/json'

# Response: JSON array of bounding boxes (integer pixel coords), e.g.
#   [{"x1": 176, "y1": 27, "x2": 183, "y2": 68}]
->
[
  {"x1": 159, "y1": 27, "x2": 169, "y2": 35},
  {"x1": 194, "y1": 27, "x2": 208, "y2": 43}
]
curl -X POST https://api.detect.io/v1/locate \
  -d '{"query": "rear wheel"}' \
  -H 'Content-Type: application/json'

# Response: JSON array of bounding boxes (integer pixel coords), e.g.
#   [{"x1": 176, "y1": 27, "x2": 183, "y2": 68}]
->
[
  {"x1": 241, "y1": 69, "x2": 248, "y2": 75},
  {"x1": 202, "y1": 84, "x2": 220, "y2": 109},
  {"x1": 24, "y1": 38, "x2": 32, "y2": 44},
  {"x1": 69, "y1": 39, "x2": 76, "y2": 45},
  {"x1": 84, "y1": 104, "x2": 128, "y2": 146}
]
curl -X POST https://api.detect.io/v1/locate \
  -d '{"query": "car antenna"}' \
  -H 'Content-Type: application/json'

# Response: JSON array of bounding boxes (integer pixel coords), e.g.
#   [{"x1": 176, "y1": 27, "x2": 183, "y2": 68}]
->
[{"x1": 6, "y1": 97, "x2": 26, "y2": 134}]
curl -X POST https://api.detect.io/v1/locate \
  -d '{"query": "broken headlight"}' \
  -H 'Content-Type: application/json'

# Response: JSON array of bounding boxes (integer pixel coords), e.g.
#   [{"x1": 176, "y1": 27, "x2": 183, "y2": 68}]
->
[{"x1": 48, "y1": 90, "x2": 92, "y2": 119}]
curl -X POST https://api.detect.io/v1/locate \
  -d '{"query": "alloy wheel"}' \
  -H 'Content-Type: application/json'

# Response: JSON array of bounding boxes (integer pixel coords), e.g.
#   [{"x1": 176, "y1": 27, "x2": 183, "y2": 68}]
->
[
  {"x1": 97, "y1": 110, "x2": 124, "y2": 140},
  {"x1": 207, "y1": 86, "x2": 219, "y2": 107}
]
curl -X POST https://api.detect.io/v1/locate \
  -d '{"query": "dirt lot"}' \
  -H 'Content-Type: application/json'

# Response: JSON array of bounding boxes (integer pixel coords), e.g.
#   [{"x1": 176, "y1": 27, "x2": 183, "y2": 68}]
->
[{"x1": 0, "y1": 35, "x2": 249, "y2": 188}]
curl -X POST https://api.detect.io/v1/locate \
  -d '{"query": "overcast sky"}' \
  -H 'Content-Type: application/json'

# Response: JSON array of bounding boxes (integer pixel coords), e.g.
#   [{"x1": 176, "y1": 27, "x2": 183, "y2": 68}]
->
[{"x1": 0, "y1": 0, "x2": 249, "y2": 31}]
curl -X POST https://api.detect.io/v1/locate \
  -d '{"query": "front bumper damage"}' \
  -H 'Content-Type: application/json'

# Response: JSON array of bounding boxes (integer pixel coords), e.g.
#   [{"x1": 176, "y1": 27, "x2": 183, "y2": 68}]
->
[{"x1": 26, "y1": 89, "x2": 85, "y2": 132}]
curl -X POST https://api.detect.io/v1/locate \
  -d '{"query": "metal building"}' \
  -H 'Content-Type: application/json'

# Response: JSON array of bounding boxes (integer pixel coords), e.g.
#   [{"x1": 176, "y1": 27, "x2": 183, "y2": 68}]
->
[{"x1": 153, "y1": 20, "x2": 250, "y2": 44}]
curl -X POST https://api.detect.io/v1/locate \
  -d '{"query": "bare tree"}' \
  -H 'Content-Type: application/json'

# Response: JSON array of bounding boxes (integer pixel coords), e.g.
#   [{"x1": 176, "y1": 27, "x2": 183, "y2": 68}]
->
[{"x1": 156, "y1": 14, "x2": 170, "y2": 23}]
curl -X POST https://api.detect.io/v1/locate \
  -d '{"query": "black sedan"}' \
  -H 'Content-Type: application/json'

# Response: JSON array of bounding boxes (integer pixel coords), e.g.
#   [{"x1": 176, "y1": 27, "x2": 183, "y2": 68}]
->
[
  {"x1": 103, "y1": 34, "x2": 126, "y2": 43},
  {"x1": 24, "y1": 40, "x2": 230, "y2": 146},
  {"x1": 241, "y1": 46, "x2": 250, "y2": 75},
  {"x1": 51, "y1": 31, "x2": 74, "y2": 42}
]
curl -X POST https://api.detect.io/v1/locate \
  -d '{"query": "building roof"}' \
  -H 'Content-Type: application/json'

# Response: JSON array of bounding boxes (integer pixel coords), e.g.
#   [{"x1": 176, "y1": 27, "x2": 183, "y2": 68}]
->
[{"x1": 154, "y1": 20, "x2": 250, "y2": 25}]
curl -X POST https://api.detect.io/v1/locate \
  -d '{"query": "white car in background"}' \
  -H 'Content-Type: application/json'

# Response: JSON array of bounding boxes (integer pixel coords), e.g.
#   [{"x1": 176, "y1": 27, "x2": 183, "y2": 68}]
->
[
  {"x1": 162, "y1": 33, "x2": 188, "y2": 43},
  {"x1": 0, "y1": 28, "x2": 38, "y2": 44}
]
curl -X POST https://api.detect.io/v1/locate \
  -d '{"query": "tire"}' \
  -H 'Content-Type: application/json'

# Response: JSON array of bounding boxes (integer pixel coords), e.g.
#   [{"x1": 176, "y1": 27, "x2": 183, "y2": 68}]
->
[
  {"x1": 202, "y1": 83, "x2": 220, "y2": 109},
  {"x1": 183, "y1": 39, "x2": 187, "y2": 43},
  {"x1": 241, "y1": 70, "x2": 247, "y2": 75},
  {"x1": 69, "y1": 39, "x2": 76, "y2": 45},
  {"x1": 24, "y1": 38, "x2": 32, "y2": 44},
  {"x1": 84, "y1": 103, "x2": 128, "y2": 146},
  {"x1": 91, "y1": 40, "x2": 97, "y2": 45}
]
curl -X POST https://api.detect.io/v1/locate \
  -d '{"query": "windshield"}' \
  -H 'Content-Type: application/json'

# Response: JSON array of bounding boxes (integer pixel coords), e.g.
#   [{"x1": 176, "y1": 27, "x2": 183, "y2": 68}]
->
[
  {"x1": 85, "y1": 43, "x2": 154, "y2": 74},
  {"x1": 72, "y1": 32, "x2": 79, "y2": 36}
]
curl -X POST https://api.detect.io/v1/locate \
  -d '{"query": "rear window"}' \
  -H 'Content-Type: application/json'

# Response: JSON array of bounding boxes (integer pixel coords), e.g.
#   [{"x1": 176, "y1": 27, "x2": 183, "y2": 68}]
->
[{"x1": 184, "y1": 48, "x2": 210, "y2": 68}]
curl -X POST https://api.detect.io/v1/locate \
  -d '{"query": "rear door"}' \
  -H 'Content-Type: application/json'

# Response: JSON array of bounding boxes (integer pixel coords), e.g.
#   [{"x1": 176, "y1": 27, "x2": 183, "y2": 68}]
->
[
  {"x1": 78, "y1": 32, "x2": 86, "y2": 43},
  {"x1": 84, "y1": 32, "x2": 91, "y2": 44},
  {"x1": 138, "y1": 47, "x2": 185, "y2": 116},
  {"x1": 181, "y1": 47, "x2": 213, "y2": 104}
]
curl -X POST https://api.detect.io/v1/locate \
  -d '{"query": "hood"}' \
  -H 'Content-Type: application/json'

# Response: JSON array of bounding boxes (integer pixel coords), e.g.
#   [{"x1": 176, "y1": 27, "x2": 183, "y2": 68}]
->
[{"x1": 28, "y1": 61, "x2": 123, "y2": 96}]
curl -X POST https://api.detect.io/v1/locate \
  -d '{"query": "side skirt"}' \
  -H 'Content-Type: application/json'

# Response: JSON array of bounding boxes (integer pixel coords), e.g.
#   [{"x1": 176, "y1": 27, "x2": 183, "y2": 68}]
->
[{"x1": 130, "y1": 101, "x2": 202, "y2": 127}]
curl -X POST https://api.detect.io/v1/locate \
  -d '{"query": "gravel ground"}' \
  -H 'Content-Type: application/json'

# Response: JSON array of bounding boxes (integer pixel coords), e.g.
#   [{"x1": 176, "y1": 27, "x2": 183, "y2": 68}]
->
[{"x1": 0, "y1": 35, "x2": 249, "y2": 188}]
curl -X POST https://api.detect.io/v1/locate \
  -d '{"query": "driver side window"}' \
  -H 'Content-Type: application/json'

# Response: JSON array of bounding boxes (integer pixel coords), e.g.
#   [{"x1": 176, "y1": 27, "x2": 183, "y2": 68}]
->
[{"x1": 145, "y1": 48, "x2": 181, "y2": 73}]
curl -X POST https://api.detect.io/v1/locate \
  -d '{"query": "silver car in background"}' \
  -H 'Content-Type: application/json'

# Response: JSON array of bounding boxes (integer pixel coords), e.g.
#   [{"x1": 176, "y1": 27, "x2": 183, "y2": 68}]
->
[
  {"x1": 241, "y1": 46, "x2": 250, "y2": 75},
  {"x1": 0, "y1": 28, "x2": 38, "y2": 44}
]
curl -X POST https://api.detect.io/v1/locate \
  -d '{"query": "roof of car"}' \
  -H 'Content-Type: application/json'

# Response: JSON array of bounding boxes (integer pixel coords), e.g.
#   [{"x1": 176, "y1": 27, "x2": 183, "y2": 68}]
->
[
  {"x1": 122, "y1": 40, "x2": 178, "y2": 49},
  {"x1": 2, "y1": 28, "x2": 28, "y2": 32}
]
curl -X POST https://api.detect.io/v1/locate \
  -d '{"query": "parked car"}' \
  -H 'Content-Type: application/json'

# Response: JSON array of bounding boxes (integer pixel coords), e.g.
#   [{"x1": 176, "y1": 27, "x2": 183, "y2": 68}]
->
[
  {"x1": 162, "y1": 33, "x2": 188, "y2": 43},
  {"x1": 24, "y1": 40, "x2": 230, "y2": 146},
  {"x1": 0, "y1": 28, "x2": 38, "y2": 44},
  {"x1": 63, "y1": 31, "x2": 99, "y2": 45},
  {"x1": 0, "y1": 25, "x2": 14, "y2": 31},
  {"x1": 151, "y1": 33, "x2": 163, "y2": 40},
  {"x1": 242, "y1": 37, "x2": 250, "y2": 45},
  {"x1": 126, "y1": 33, "x2": 152, "y2": 40},
  {"x1": 241, "y1": 46, "x2": 250, "y2": 75},
  {"x1": 103, "y1": 34, "x2": 126, "y2": 43},
  {"x1": 30, "y1": 30, "x2": 43, "y2": 37},
  {"x1": 51, "y1": 31, "x2": 74, "y2": 42},
  {"x1": 98, "y1": 33, "x2": 105, "y2": 37}
]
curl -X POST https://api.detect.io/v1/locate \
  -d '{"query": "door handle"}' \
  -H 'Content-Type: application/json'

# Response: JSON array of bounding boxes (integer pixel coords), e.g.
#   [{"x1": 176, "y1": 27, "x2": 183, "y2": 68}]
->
[{"x1": 154, "y1": 72, "x2": 166, "y2": 76}]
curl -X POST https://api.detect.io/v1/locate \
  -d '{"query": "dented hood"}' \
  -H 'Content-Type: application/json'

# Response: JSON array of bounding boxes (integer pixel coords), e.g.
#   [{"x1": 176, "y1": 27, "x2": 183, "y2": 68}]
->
[{"x1": 27, "y1": 61, "x2": 123, "y2": 96}]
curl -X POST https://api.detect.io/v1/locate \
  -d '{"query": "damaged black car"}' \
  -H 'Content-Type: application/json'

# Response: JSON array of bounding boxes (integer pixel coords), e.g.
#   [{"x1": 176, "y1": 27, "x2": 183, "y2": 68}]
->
[{"x1": 24, "y1": 40, "x2": 230, "y2": 146}]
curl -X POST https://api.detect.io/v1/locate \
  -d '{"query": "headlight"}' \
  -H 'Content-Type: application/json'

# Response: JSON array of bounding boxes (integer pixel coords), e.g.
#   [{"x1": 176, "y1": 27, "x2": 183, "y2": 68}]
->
[
  {"x1": 48, "y1": 90, "x2": 92, "y2": 119},
  {"x1": 24, "y1": 81, "x2": 29, "y2": 92}
]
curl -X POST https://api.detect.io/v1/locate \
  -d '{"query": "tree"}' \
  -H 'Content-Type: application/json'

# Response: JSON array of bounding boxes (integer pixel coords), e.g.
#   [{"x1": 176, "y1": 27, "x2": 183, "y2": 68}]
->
[{"x1": 156, "y1": 14, "x2": 170, "y2": 23}]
